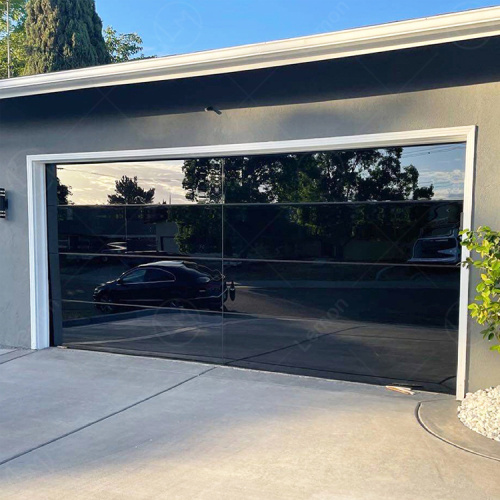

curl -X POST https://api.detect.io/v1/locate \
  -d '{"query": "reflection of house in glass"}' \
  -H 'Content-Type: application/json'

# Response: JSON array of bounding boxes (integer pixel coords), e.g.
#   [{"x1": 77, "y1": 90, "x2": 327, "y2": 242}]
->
[
  {"x1": 58, "y1": 204, "x2": 225, "y2": 259},
  {"x1": 154, "y1": 220, "x2": 181, "y2": 254},
  {"x1": 58, "y1": 200, "x2": 463, "y2": 264},
  {"x1": 143, "y1": 205, "x2": 182, "y2": 255},
  {"x1": 58, "y1": 206, "x2": 154, "y2": 255}
]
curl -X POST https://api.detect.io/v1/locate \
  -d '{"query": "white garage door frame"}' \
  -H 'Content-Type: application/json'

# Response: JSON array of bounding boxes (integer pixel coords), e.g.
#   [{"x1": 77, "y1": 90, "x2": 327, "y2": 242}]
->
[{"x1": 26, "y1": 125, "x2": 477, "y2": 399}]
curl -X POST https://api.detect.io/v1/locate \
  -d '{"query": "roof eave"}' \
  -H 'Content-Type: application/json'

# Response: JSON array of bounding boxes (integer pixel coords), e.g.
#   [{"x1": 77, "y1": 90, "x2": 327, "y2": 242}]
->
[{"x1": 1, "y1": 6, "x2": 500, "y2": 100}]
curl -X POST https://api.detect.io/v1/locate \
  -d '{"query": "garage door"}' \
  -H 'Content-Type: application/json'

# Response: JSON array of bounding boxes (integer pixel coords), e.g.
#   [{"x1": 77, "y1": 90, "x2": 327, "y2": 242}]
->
[{"x1": 48, "y1": 143, "x2": 466, "y2": 393}]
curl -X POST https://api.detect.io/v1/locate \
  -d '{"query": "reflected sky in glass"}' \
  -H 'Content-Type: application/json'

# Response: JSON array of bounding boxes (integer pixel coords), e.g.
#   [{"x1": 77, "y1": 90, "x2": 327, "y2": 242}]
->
[
  {"x1": 57, "y1": 143, "x2": 466, "y2": 205},
  {"x1": 58, "y1": 161, "x2": 188, "y2": 205},
  {"x1": 400, "y1": 144, "x2": 466, "y2": 200}
]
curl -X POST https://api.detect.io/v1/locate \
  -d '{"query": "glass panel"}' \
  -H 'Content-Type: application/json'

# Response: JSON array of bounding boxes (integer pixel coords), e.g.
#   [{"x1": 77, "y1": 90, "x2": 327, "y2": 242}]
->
[
  {"x1": 59, "y1": 255, "x2": 225, "y2": 309},
  {"x1": 222, "y1": 144, "x2": 466, "y2": 203},
  {"x1": 58, "y1": 205, "x2": 223, "y2": 259},
  {"x1": 58, "y1": 206, "x2": 126, "y2": 254},
  {"x1": 126, "y1": 204, "x2": 222, "y2": 257},
  {"x1": 224, "y1": 201, "x2": 463, "y2": 263},
  {"x1": 50, "y1": 142, "x2": 465, "y2": 394},
  {"x1": 62, "y1": 302, "x2": 224, "y2": 363},
  {"x1": 57, "y1": 160, "x2": 222, "y2": 205},
  {"x1": 57, "y1": 145, "x2": 464, "y2": 206},
  {"x1": 222, "y1": 261, "x2": 459, "y2": 392},
  {"x1": 60, "y1": 255, "x2": 224, "y2": 362}
]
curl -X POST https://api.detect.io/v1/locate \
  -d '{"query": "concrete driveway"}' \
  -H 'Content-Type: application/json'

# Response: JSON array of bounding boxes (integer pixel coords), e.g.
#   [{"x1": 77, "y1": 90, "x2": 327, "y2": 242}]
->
[{"x1": 0, "y1": 348, "x2": 498, "y2": 499}]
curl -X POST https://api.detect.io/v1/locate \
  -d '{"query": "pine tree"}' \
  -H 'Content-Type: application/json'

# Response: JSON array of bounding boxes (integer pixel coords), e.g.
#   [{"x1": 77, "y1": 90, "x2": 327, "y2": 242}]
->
[
  {"x1": 24, "y1": 0, "x2": 110, "y2": 75},
  {"x1": 108, "y1": 176, "x2": 155, "y2": 205}
]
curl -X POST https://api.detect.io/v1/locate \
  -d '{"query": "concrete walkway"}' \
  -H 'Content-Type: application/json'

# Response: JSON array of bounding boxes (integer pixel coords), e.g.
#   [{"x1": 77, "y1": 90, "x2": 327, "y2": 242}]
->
[
  {"x1": 418, "y1": 399, "x2": 500, "y2": 461},
  {"x1": 0, "y1": 348, "x2": 498, "y2": 499}
]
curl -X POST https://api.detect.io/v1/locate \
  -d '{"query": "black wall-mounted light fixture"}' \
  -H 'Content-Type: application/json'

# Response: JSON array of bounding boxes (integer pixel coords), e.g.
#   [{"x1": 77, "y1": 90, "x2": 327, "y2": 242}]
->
[{"x1": 0, "y1": 189, "x2": 8, "y2": 219}]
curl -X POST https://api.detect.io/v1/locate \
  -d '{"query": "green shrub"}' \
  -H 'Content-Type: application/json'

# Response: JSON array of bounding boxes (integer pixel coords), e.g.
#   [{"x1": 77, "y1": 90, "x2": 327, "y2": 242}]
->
[{"x1": 460, "y1": 226, "x2": 500, "y2": 352}]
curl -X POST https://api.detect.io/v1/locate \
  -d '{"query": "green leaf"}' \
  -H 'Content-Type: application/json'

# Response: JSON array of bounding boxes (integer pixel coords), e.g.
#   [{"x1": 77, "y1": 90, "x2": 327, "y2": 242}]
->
[{"x1": 464, "y1": 227, "x2": 500, "y2": 354}]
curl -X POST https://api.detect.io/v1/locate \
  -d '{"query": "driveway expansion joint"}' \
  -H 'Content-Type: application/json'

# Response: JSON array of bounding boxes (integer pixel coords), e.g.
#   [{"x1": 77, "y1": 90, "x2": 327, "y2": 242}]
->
[
  {"x1": 0, "y1": 366, "x2": 216, "y2": 468},
  {"x1": 0, "y1": 350, "x2": 36, "y2": 365}
]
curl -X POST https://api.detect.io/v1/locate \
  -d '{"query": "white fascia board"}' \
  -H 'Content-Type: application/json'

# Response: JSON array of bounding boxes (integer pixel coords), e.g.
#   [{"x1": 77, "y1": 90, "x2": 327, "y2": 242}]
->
[{"x1": 1, "y1": 6, "x2": 500, "y2": 100}]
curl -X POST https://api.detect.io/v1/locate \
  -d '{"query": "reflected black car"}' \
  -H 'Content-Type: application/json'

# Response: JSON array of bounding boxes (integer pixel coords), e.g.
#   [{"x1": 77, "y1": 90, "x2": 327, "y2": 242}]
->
[
  {"x1": 93, "y1": 261, "x2": 232, "y2": 313},
  {"x1": 409, "y1": 227, "x2": 461, "y2": 265}
]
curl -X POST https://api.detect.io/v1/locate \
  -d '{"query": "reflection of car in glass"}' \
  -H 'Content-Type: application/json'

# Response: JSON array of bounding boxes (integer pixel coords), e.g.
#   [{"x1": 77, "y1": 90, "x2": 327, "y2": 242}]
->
[
  {"x1": 93, "y1": 261, "x2": 233, "y2": 313},
  {"x1": 409, "y1": 227, "x2": 461, "y2": 264}
]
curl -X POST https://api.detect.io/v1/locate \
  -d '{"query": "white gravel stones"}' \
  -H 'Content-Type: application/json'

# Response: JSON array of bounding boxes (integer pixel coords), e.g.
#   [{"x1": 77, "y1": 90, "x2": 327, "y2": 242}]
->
[{"x1": 458, "y1": 386, "x2": 500, "y2": 441}]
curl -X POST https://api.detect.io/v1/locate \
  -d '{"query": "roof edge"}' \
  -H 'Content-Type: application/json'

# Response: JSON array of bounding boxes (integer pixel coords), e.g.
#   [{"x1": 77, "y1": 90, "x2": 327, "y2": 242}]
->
[{"x1": 1, "y1": 6, "x2": 500, "y2": 100}]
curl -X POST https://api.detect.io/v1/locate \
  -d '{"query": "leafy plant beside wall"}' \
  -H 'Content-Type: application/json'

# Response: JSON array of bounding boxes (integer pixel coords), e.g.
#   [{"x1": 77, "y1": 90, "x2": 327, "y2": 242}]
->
[{"x1": 461, "y1": 226, "x2": 500, "y2": 352}]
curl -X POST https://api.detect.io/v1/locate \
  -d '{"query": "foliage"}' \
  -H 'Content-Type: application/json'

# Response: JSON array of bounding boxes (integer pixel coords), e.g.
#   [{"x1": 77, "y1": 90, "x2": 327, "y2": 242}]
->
[
  {"x1": 57, "y1": 177, "x2": 72, "y2": 205},
  {"x1": 0, "y1": 0, "x2": 26, "y2": 27},
  {"x1": 108, "y1": 176, "x2": 155, "y2": 205},
  {"x1": 179, "y1": 149, "x2": 435, "y2": 259},
  {"x1": 182, "y1": 149, "x2": 434, "y2": 204},
  {"x1": 1, "y1": 1, "x2": 152, "y2": 77},
  {"x1": 24, "y1": 0, "x2": 110, "y2": 75},
  {"x1": 104, "y1": 25, "x2": 145, "y2": 63},
  {"x1": 461, "y1": 226, "x2": 500, "y2": 352},
  {"x1": 169, "y1": 206, "x2": 221, "y2": 255},
  {"x1": 0, "y1": 0, "x2": 28, "y2": 78}
]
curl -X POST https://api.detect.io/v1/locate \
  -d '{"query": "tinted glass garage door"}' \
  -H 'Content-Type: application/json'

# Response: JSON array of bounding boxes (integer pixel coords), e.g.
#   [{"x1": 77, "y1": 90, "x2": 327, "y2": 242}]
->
[{"x1": 48, "y1": 144, "x2": 466, "y2": 393}]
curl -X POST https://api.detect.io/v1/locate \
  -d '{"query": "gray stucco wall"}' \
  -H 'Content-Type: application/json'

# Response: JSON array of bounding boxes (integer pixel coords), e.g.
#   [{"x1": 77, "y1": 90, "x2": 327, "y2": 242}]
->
[{"x1": 0, "y1": 39, "x2": 499, "y2": 392}]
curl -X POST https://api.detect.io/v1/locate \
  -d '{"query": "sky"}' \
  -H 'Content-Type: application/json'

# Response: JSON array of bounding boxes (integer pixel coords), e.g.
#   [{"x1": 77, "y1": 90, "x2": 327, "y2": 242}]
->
[
  {"x1": 95, "y1": 0, "x2": 498, "y2": 58},
  {"x1": 58, "y1": 145, "x2": 467, "y2": 205}
]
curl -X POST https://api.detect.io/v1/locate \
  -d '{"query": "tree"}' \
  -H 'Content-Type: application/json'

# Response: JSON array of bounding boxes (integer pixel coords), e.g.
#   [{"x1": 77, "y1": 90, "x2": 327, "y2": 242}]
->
[
  {"x1": 57, "y1": 177, "x2": 72, "y2": 205},
  {"x1": 108, "y1": 176, "x2": 155, "y2": 205},
  {"x1": 104, "y1": 25, "x2": 145, "y2": 63},
  {"x1": 1, "y1": 2, "x2": 151, "y2": 77},
  {"x1": 0, "y1": 0, "x2": 28, "y2": 78},
  {"x1": 181, "y1": 149, "x2": 435, "y2": 260},
  {"x1": 182, "y1": 149, "x2": 434, "y2": 204},
  {"x1": 24, "y1": 0, "x2": 110, "y2": 75}
]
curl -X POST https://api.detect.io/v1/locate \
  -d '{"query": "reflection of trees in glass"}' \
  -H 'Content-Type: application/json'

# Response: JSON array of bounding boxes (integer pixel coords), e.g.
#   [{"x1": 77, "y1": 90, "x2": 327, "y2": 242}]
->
[
  {"x1": 289, "y1": 203, "x2": 443, "y2": 262},
  {"x1": 179, "y1": 149, "x2": 437, "y2": 261},
  {"x1": 224, "y1": 204, "x2": 458, "y2": 262},
  {"x1": 169, "y1": 207, "x2": 221, "y2": 256},
  {"x1": 183, "y1": 159, "x2": 223, "y2": 203},
  {"x1": 108, "y1": 176, "x2": 155, "y2": 205},
  {"x1": 143, "y1": 205, "x2": 221, "y2": 256},
  {"x1": 182, "y1": 148, "x2": 434, "y2": 204},
  {"x1": 57, "y1": 177, "x2": 72, "y2": 205},
  {"x1": 224, "y1": 206, "x2": 293, "y2": 260}
]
